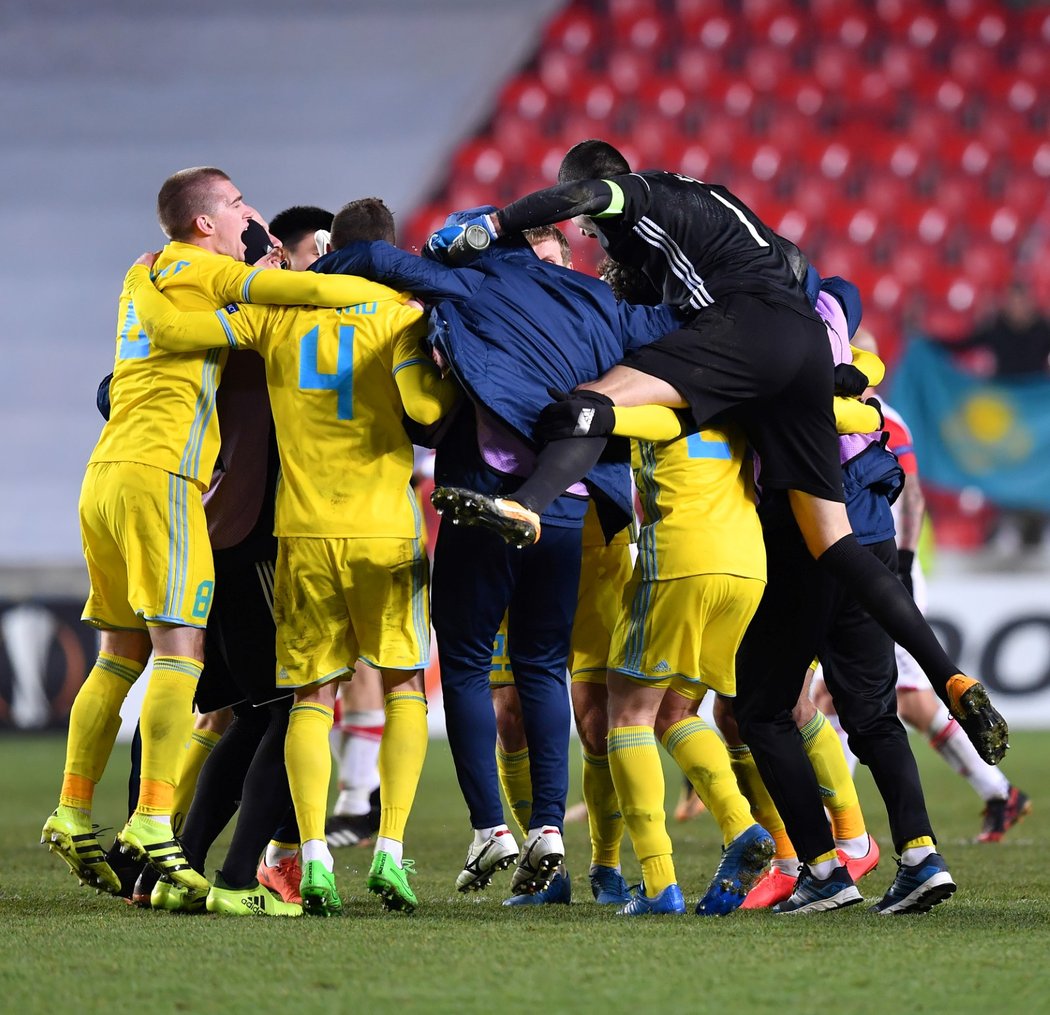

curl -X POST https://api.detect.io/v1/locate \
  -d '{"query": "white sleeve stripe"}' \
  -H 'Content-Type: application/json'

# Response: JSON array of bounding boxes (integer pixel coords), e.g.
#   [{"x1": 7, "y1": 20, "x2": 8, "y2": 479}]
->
[{"x1": 634, "y1": 217, "x2": 714, "y2": 309}]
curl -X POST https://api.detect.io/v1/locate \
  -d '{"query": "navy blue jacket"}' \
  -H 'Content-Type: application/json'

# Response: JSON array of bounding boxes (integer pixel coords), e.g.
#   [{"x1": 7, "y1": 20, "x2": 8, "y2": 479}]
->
[{"x1": 313, "y1": 235, "x2": 680, "y2": 535}]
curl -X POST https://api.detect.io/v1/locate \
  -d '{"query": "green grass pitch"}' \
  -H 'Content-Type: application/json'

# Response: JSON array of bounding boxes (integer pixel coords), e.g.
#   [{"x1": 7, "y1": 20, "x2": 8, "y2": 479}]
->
[{"x1": 2, "y1": 733, "x2": 1047, "y2": 1014}]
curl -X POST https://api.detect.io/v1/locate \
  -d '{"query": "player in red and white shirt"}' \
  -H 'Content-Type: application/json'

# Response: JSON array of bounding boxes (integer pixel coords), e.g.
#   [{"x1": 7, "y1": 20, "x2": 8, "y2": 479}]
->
[{"x1": 880, "y1": 400, "x2": 1030, "y2": 842}]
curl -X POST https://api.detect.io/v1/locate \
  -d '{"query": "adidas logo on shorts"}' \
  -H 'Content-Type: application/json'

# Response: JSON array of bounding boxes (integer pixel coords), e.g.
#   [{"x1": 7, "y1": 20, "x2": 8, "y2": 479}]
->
[{"x1": 653, "y1": 660, "x2": 671, "y2": 674}]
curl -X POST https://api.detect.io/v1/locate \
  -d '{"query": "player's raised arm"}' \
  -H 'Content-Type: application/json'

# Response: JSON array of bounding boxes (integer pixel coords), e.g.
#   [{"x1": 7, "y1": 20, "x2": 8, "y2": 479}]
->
[
  {"x1": 245, "y1": 264, "x2": 406, "y2": 308},
  {"x1": 314, "y1": 241, "x2": 481, "y2": 303},
  {"x1": 492, "y1": 178, "x2": 632, "y2": 236},
  {"x1": 208, "y1": 256, "x2": 405, "y2": 309},
  {"x1": 123, "y1": 264, "x2": 248, "y2": 352}
]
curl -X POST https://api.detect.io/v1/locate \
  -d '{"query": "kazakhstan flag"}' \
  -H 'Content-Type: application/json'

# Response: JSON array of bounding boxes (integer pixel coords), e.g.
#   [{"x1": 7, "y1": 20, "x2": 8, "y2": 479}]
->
[{"x1": 890, "y1": 339, "x2": 1050, "y2": 510}]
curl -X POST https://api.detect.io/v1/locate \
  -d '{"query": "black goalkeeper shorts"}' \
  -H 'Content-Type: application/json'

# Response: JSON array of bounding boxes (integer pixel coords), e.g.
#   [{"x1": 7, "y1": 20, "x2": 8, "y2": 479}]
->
[
  {"x1": 620, "y1": 292, "x2": 844, "y2": 502},
  {"x1": 194, "y1": 553, "x2": 287, "y2": 713}
]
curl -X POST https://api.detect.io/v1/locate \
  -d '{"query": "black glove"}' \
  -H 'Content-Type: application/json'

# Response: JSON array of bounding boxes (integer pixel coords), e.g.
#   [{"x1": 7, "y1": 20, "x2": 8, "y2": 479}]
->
[
  {"x1": 864, "y1": 395, "x2": 885, "y2": 429},
  {"x1": 535, "y1": 387, "x2": 616, "y2": 442},
  {"x1": 96, "y1": 373, "x2": 113, "y2": 421},
  {"x1": 897, "y1": 548, "x2": 915, "y2": 598},
  {"x1": 834, "y1": 362, "x2": 870, "y2": 397}
]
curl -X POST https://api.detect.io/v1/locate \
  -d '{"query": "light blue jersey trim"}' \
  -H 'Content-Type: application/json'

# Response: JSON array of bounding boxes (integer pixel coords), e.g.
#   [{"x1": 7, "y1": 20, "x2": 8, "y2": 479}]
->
[
  {"x1": 241, "y1": 268, "x2": 262, "y2": 302},
  {"x1": 179, "y1": 349, "x2": 221, "y2": 480},
  {"x1": 392, "y1": 357, "x2": 430, "y2": 376},
  {"x1": 215, "y1": 308, "x2": 237, "y2": 348}
]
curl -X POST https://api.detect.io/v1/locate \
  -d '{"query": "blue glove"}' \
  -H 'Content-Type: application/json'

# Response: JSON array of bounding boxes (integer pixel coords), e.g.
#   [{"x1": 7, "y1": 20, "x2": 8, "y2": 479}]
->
[
  {"x1": 423, "y1": 225, "x2": 466, "y2": 260},
  {"x1": 465, "y1": 214, "x2": 499, "y2": 242}
]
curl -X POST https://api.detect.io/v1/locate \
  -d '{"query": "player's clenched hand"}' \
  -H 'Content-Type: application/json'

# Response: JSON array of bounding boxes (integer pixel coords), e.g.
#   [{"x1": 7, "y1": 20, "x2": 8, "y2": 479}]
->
[
  {"x1": 833, "y1": 362, "x2": 870, "y2": 397},
  {"x1": 535, "y1": 387, "x2": 616, "y2": 441},
  {"x1": 133, "y1": 251, "x2": 160, "y2": 269},
  {"x1": 423, "y1": 225, "x2": 465, "y2": 259}
]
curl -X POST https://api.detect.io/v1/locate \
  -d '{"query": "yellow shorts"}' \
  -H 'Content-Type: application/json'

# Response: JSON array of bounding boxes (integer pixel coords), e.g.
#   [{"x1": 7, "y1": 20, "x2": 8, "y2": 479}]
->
[
  {"x1": 275, "y1": 535, "x2": 430, "y2": 689},
  {"x1": 609, "y1": 572, "x2": 765, "y2": 697},
  {"x1": 80, "y1": 462, "x2": 214, "y2": 631},
  {"x1": 489, "y1": 615, "x2": 514, "y2": 688},
  {"x1": 569, "y1": 539, "x2": 635, "y2": 684}
]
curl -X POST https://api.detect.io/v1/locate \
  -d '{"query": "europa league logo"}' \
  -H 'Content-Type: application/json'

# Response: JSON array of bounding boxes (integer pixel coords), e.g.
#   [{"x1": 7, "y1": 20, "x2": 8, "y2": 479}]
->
[{"x1": 0, "y1": 603, "x2": 86, "y2": 729}]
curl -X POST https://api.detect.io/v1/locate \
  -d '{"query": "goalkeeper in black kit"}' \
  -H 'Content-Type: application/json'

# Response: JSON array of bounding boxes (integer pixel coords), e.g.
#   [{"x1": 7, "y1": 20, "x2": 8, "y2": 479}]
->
[{"x1": 429, "y1": 138, "x2": 1008, "y2": 775}]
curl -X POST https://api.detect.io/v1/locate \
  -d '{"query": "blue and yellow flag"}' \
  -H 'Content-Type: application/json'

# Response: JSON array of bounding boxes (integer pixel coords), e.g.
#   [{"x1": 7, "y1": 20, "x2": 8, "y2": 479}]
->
[{"x1": 890, "y1": 339, "x2": 1050, "y2": 510}]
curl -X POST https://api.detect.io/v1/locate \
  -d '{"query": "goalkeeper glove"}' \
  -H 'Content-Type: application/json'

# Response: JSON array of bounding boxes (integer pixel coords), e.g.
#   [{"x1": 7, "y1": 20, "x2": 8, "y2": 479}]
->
[
  {"x1": 834, "y1": 362, "x2": 870, "y2": 397},
  {"x1": 535, "y1": 388, "x2": 616, "y2": 441}
]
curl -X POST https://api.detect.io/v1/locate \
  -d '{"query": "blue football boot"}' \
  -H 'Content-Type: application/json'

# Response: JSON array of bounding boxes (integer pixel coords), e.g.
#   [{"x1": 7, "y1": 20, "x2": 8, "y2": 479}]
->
[
  {"x1": 696, "y1": 823, "x2": 776, "y2": 915},
  {"x1": 618, "y1": 882, "x2": 686, "y2": 916}
]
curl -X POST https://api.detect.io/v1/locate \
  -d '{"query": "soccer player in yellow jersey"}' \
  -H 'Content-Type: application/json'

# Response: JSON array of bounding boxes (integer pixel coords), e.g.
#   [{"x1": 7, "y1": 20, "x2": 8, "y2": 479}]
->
[
  {"x1": 41, "y1": 167, "x2": 402, "y2": 897},
  {"x1": 120, "y1": 229, "x2": 457, "y2": 915},
  {"x1": 604, "y1": 417, "x2": 774, "y2": 916}
]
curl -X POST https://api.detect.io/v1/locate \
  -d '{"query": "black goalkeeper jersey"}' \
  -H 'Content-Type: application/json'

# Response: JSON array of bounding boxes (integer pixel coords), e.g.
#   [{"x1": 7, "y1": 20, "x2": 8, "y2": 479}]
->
[{"x1": 498, "y1": 171, "x2": 815, "y2": 317}]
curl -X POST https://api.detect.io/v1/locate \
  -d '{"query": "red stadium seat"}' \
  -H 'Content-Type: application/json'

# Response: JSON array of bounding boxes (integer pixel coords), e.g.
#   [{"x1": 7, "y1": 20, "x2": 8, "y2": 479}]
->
[
  {"x1": 678, "y1": 11, "x2": 742, "y2": 55},
  {"x1": 602, "y1": 47, "x2": 652, "y2": 96},
  {"x1": 451, "y1": 141, "x2": 508, "y2": 187},
  {"x1": 742, "y1": 44, "x2": 793, "y2": 95},
  {"x1": 673, "y1": 45, "x2": 724, "y2": 93},
  {"x1": 543, "y1": 7, "x2": 603, "y2": 56},
  {"x1": 497, "y1": 76, "x2": 552, "y2": 122},
  {"x1": 611, "y1": 10, "x2": 671, "y2": 55},
  {"x1": 536, "y1": 49, "x2": 589, "y2": 97},
  {"x1": 637, "y1": 75, "x2": 692, "y2": 121}
]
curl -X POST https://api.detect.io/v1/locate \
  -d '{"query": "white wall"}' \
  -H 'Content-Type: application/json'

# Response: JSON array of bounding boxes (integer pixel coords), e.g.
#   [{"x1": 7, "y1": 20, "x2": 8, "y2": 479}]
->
[{"x1": 0, "y1": 0, "x2": 559, "y2": 564}]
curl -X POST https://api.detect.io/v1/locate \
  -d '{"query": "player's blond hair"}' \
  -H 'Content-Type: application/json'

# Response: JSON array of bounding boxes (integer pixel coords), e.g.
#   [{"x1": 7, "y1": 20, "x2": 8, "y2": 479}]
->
[
  {"x1": 524, "y1": 224, "x2": 572, "y2": 267},
  {"x1": 156, "y1": 167, "x2": 231, "y2": 241}
]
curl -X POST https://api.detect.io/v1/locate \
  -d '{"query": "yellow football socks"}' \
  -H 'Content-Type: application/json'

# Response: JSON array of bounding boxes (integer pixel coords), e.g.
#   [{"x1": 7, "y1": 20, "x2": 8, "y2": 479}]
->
[
  {"x1": 171, "y1": 727, "x2": 222, "y2": 833},
  {"x1": 608, "y1": 725, "x2": 675, "y2": 895},
  {"x1": 800, "y1": 711, "x2": 867, "y2": 841},
  {"x1": 495, "y1": 744, "x2": 532, "y2": 838},
  {"x1": 137, "y1": 656, "x2": 203, "y2": 816},
  {"x1": 662, "y1": 717, "x2": 753, "y2": 847},
  {"x1": 377, "y1": 691, "x2": 428, "y2": 844},
  {"x1": 60, "y1": 652, "x2": 144, "y2": 811},
  {"x1": 582, "y1": 749, "x2": 623, "y2": 869},
  {"x1": 285, "y1": 701, "x2": 335, "y2": 843},
  {"x1": 728, "y1": 743, "x2": 794, "y2": 860}
]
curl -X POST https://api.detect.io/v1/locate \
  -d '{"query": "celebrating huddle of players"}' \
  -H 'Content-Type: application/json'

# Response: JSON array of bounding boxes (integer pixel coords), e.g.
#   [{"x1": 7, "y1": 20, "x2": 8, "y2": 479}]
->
[{"x1": 41, "y1": 141, "x2": 1020, "y2": 920}]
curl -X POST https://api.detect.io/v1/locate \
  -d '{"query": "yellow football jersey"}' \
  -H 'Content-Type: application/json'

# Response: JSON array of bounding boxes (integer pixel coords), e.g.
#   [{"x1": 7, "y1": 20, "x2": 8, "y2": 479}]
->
[
  {"x1": 633, "y1": 428, "x2": 765, "y2": 582},
  {"x1": 580, "y1": 495, "x2": 636, "y2": 548},
  {"x1": 220, "y1": 298, "x2": 430, "y2": 538},
  {"x1": 91, "y1": 242, "x2": 400, "y2": 489}
]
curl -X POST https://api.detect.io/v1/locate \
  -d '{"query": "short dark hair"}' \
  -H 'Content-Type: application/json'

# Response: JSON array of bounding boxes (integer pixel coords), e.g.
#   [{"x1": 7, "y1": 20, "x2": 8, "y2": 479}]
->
[
  {"x1": 330, "y1": 197, "x2": 396, "y2": 250},
  {"x1": 269, "y1": 205, "x2": 333, "y2": 248},
  {"x1": 156, "y1": 167, "x2": 230, "y2": 241},
  {"x1": 558, "y1": 140, "x2": 631, "y2": 184},
  {"x1": 524, "y1": 224, "x2": 572, "y2": 267},
  {"x1": 598, "y1": 257, "x2": 661, "y2": 305}
]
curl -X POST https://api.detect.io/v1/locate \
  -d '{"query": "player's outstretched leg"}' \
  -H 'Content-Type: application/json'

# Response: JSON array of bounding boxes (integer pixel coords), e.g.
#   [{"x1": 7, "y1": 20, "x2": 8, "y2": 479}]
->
[
  {"x1": 946, "y1": 675, "x2": 1009, "y2": 766},
  {"x1": 431, "y1": 487, "x2": 540, "y2": 548}
]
